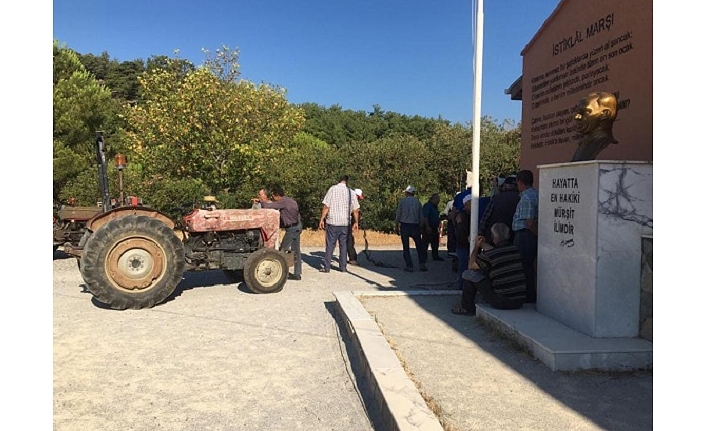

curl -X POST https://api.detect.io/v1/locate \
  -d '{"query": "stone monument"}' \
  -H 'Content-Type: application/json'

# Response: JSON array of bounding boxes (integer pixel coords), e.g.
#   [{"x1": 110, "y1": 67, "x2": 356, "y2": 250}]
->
[{"x1": 537, "y1": 159, "x2": 652, "y2": 337}]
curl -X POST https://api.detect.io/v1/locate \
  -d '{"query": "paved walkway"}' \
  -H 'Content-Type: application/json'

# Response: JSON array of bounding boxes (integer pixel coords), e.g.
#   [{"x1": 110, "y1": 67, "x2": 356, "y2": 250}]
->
[{"x1": 53, "y1": 245, "x2": 652, "y2": 431}]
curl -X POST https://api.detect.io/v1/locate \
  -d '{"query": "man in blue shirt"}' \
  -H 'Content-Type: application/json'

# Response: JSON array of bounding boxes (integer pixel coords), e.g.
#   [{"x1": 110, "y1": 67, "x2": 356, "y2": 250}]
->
[
  {"x1": 511, "y1": 170, "x2": 539, "y2": 303},
  {"x1": 421, "y1": 193, "x2": 444, "y2": 261}
]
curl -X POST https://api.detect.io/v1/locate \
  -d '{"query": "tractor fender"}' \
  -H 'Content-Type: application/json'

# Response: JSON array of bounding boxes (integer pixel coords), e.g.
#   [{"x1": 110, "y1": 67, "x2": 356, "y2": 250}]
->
[{"x1": 86, "y1": 206, "x2": 175, "y2": 232}]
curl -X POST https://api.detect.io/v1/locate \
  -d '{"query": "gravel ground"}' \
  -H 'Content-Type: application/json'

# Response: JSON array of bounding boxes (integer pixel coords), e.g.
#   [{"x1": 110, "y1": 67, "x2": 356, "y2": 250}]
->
[
  {"x1": 52, "y1": 247, "x2": 386, "y2": 431},
  {"x1": 51, "y1": 241, "x2": 654, "y2": 431}
]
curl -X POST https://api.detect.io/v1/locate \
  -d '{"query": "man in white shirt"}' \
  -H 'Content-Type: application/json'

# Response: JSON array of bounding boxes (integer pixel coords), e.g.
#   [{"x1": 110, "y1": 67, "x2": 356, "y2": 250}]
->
[{"x1": 318, "y1": 175, "x2": 360, "y2": 273}]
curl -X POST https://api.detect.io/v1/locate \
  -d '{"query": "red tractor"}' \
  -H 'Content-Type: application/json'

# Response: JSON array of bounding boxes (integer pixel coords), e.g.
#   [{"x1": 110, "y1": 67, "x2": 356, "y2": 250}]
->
[
  {"x1": 53, "y1": 200, "x2": 101, "y2": 253},
  {"x1": 64, "y1": 133, "x2": 292, "y2": 310}
]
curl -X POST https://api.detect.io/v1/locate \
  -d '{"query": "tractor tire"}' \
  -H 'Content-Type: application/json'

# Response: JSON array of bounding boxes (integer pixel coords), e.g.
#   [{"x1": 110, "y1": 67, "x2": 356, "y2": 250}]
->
[
  {"x1": 243, "y1": 248, "x2": 288, "y2": 294},
  {"x1": 76, "y1": 230, "x2": 93, "y2": 269},
  {"x1": 78, "y1": 230, "x2": 92, "y2": 248},
  {"x1": 80, "y1": 215, "x2": 185, "y2": 310},
  {"x1": 222, "y1": 269, "x2": 244, "y2": 284}
]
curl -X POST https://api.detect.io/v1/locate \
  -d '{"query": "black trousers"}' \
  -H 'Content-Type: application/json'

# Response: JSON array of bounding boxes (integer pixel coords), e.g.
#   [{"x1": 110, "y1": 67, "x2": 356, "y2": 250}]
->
[
  {"x1": 513, "y1": 229, "x2": 538, "y2": 303},
  {"x1": 347, "y1": 224, "x2": 357, "y2": 262},
  {"x1": 422, "y1": 226, "x2": 440, "y2": 259},
  {"x1": 462, "y1": 277, "x2": 523, "y2": 312}
]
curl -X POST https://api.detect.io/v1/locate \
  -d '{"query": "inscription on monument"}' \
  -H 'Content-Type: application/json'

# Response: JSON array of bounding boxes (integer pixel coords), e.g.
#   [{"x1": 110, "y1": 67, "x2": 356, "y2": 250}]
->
[
  {"x1": 549, "y1": 177, "x2": 581, "y2": 246},
  {"x1": 529, "y1": 11, "x2": 637, "y2": 151}
]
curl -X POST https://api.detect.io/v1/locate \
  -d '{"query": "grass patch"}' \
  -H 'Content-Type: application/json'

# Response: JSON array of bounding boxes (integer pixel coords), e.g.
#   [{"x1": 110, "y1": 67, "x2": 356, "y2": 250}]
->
[
  {"x1": 373, "y1": 314, "x2": 461, "y2": 431},
  {"x1": 298, "y1": 228, "x2": 402, "y2": 247}
]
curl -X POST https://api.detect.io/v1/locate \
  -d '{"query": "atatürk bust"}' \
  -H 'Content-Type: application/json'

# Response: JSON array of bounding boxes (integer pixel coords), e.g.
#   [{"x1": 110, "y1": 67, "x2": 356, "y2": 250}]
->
[{"x1": 571, "y1": 92, "x2": 619, "y2": 162}]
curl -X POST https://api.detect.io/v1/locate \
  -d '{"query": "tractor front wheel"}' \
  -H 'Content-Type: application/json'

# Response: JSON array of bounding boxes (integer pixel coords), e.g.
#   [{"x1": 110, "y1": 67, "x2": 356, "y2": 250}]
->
[{"x1": 243, "y1": 248, "x2": 287, "y2": 294}]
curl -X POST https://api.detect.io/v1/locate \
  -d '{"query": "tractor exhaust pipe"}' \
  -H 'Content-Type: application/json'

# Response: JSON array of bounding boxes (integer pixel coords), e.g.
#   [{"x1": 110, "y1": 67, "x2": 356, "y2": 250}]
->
[{"x1": 95, "y1": 131, "x2": 111, "y2": 212}]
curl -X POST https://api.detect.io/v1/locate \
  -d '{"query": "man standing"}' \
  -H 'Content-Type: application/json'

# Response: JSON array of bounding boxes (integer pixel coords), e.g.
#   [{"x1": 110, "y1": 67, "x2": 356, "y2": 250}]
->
[
  {"x1": 512, "y1": 170, "x2": 539, "y2": 303},
  {"x1": 441, "y1": 197, "x2": 456, "y2": 257},
  {"x1": 478, "y1": 176, "x2": 520, "y2": 246},
  {"x1": 256, "y1": 186, "x2": 303, "y2": 281},
  {"x1": 422, "y1": 193, "x2": 444, "y2": 261},
  {"x1": 454, "y1": 194, "x2": 472, "y2": 289},
  {"x1": 347, "y1": 188, "x2": 364, "y2": 266},
  {"x1": 318, "y1": 175, "x2": 360, "y2": 273},
  {"x1": 452, "y1": 183, "x2": 472, "y2": 214},
  {"x1": 395, "y1": 185, "x2": 427, "y2": 272}
]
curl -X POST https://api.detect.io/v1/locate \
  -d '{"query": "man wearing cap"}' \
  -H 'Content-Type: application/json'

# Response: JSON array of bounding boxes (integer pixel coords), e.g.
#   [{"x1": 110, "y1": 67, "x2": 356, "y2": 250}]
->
[
  {"x1": 395, "y1": 186, "x2": 427, "y2": 272},
  {"x1": 452, "y1": 180, "x2": 473, "y2": 213},
  {"x1": 347, "y1": 188, "x2": 364, "y2": 266}
]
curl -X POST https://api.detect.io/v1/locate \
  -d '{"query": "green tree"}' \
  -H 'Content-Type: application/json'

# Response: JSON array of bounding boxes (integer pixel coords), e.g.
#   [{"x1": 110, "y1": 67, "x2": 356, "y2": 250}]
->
[
  {"x1": 123, "y1": 47, "x2": 306, "y2": 206},
  {"x1": 476, "y1": 117, "x2": 521, "y2": 193},
  {"x1": 53, "y1": 40, "x2": 125, "y2": 204},
  {"x1": 341, "y1": 135, "x2": 437, "y2": 232}
]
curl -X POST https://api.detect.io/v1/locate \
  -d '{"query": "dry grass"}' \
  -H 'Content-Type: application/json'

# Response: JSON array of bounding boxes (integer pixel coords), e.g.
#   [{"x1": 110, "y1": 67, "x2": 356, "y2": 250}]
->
[{"x1": 297, "y1": 228, "x2": 402, "y2": 247}]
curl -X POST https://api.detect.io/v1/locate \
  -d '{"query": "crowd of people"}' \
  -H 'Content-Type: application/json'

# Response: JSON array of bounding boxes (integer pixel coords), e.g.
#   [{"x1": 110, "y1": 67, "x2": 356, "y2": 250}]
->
[{"x1": 251, "y1": 170, "x2": 539, "y2": 317}]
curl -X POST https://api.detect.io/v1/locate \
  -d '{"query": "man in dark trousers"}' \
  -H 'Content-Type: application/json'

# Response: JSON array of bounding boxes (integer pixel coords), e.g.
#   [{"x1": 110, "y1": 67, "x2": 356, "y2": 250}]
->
[
  {"x1": 478, "y1": 176, "x2": 520, "y2": 246},
  {"x1": 347, "y1": 188, "x2": 364, "y2": 266},
  {"x1": 511, "y1": 170, "x2": 539, "y2": 303},
  {"x1": 422, "y1": 193, "x2": 444, "y2": 261},
  {"x1": 395, "y1": 185, "x2": 427, "y2": 272},
  {"x1": 452, "y1": 222, "x2": 527, "y2": 316},
  {"x1": 319, "y1": 175, "x2": 360, "y2": 273},
  {"x1": 256, "y1": 185, "x2": 303, "y2": 280}
]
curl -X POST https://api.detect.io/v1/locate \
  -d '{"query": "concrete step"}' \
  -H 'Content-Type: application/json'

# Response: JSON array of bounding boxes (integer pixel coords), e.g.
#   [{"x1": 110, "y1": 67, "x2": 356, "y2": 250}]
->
[{"x1": 475, "y1": 303, "x2": 653, "y2": 371}]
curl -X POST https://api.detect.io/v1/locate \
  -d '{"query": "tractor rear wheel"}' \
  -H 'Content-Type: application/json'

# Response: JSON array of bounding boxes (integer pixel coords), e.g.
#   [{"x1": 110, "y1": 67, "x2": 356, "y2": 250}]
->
[
  {"x1": 80, "y1": 215, "x2": 185, "y2": 310},
  {"x1": 243, "y1": 248, "x2": 287, "y2": 294}
]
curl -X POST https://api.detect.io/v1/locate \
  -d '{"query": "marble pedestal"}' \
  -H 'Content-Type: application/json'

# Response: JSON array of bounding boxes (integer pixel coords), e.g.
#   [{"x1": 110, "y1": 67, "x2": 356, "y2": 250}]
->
[{"x1": 537, "y1": 161, "x2": 653, "y2": 338}]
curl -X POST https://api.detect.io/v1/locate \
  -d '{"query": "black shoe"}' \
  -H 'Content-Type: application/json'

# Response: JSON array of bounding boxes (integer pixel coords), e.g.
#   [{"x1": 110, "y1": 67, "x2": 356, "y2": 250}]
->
[
  {"x1": 452, "y1": 306, "x2": 476, "y2": 316},
  {"x1": 419, "y1": 264, "x2": 428, "y2": 272},
  {"x1": 433, "y1": 257, "x2": 444, "y2": 261},
  {"x1": 289, "y1": 274, "x2": 301, "y2": 281}
]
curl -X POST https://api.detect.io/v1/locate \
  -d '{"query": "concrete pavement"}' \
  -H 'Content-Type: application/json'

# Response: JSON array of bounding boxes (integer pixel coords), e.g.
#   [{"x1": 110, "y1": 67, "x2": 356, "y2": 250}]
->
[{"x1": 53, "y1": 245, "x2": 652, "y2": 431}]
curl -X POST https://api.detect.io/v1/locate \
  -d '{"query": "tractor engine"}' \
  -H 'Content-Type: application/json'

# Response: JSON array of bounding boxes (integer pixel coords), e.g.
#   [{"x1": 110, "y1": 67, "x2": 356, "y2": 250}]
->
[
  {"x1": 180, "y1": 207, "x2": 281, "y2": 272},
  {"x1": 183, "y1": 230, "x2": 263, "y2": 270}
]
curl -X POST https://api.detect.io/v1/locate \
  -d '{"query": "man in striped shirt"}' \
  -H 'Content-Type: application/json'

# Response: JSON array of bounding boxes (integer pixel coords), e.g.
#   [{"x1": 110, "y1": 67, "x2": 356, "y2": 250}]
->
[
  {"x1": 318, "y1": 175, "x2": 360, "y2": 273},
  {"x1": 452, "y1": 222, "x2": 526, "y2": 316}
]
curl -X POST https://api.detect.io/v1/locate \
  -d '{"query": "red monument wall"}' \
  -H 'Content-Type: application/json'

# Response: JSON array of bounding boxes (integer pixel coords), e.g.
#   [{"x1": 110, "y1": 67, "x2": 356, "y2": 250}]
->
[{"x1": 519, "y1": 0, "x2": 652, "y2": 180}]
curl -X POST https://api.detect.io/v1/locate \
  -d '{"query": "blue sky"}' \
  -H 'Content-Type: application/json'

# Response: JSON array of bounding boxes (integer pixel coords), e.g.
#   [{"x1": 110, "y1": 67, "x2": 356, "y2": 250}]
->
[{"x1": 53, "y1": 0, "x2": 563, "y2": 125}]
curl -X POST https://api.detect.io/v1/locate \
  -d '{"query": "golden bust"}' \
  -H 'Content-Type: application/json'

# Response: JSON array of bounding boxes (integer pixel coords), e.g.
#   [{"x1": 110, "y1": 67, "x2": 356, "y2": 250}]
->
[{"x1": 571, "y1": 92, "x2": 619, "y2": 162}]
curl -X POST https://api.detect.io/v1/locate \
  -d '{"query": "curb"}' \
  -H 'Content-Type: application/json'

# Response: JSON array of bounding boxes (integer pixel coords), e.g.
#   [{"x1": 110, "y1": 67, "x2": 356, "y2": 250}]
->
[{"x1": 334, "y1": 290, "x2": 459, "y2": 431}]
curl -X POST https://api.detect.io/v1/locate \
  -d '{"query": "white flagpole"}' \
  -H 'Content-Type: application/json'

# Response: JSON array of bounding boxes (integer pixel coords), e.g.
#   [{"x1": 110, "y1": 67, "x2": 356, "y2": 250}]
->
[{"x1": 470, "y1": 0, "x2": 484, "y2": 247}]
